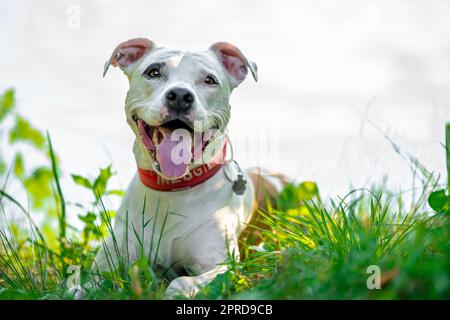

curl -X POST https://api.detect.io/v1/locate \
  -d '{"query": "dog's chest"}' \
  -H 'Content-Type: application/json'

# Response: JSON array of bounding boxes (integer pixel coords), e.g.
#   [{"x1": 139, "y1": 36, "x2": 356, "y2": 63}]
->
[{"x1": 118, "y1": 168, "x2": 254, "y2": 267}]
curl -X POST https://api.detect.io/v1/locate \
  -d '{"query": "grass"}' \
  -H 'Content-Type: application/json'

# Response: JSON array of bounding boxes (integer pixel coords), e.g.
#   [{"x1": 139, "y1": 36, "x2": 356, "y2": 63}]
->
[{"x1": 0, "y1": 88, "x2": 449, "y2": 300}]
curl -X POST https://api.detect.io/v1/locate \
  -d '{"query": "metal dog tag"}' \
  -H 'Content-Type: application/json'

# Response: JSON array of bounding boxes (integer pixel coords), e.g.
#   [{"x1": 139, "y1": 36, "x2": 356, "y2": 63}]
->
[
  {"x1": 152, "y1": 158, "x2": 161, "y2": 172},
  {"x1": 232, "y1": 172, "x2": 247, "y2": 195}
]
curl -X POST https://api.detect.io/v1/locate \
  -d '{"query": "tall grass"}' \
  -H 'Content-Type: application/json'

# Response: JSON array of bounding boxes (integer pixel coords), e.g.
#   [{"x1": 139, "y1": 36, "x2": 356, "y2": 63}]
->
[{"x1": 196, "y1": 184, "x2": 449, "y2": 299}]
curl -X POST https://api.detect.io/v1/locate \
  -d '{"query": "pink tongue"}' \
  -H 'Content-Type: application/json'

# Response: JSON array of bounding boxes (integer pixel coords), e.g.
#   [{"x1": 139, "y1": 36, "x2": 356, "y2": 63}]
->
[{"x1": 155, "y1": 129, "x2": 192, "y2": 179}]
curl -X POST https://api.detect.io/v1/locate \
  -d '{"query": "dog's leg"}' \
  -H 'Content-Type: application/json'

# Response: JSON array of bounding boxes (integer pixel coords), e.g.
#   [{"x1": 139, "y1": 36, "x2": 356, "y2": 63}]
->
[
  {"x1": 165, "y1": 220, "x2": 240, "y2": 298},
  {"x1": 164, "y1": 264, "x2": 229, "y2": 298}
]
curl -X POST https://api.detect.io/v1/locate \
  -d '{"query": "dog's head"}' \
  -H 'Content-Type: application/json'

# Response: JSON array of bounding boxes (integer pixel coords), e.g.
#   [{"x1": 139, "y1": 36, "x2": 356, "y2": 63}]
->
[{"x1": 104, "y1": 37, "x2": 257, "y2": 180}]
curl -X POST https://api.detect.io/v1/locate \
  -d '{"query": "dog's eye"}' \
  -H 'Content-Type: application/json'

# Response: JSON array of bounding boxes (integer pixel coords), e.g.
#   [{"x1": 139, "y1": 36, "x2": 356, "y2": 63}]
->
[
  {"x1": 144, "y1": 68, "x2": 160, "y2": 78},
  {"x1": 204, "y1": 75, "x2": 218, "y2": 85},
  {"x1": 143, "y1": 63, "x2": 164, "y2": 79}
]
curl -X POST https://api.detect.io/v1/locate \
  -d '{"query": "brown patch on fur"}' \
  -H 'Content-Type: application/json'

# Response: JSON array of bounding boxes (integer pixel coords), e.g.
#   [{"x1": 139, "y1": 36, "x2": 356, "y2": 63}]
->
[
  {"x1": 380, "y1": 269, "x2": 399, "y2": 287},
  {"x1": 238, "y1": 168, "x2": 290, "y2": 256}
]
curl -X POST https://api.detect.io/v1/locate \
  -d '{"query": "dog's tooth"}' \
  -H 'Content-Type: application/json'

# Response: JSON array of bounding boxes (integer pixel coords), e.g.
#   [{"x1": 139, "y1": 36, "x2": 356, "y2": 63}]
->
[
  {"x1": 152, "y1": 127, "x2": 160, "y2": 146},
  {"x1": 158, "y1": 127, "x2": 171, "y2": 138},
  {"x1": 152, "y1": 126, "x2": 172, "y2": 146}
]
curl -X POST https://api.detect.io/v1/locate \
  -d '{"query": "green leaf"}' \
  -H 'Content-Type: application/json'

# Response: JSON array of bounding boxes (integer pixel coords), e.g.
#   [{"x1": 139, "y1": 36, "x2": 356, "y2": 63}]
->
[
  {"x1": 297, "y1": 181, "x2": 320, "y2": 201},
  {"x1": 428, "y1": 189, "x2": 450, "y2": 213},
  {"x1": 78, "y1": 211, "x2": 97, "y2": 224},
  {"x1": 0, "y1": 89, "x2": 15, "y2": 123},
  {"x1": 276, "y1": 183, "x2": 300, "y2": 210},
  {"x1": 71, "y1": 174, "x2": 93, "y2": 189},
  {"x1": 93, "y1": 165, "x2": 114, "y2": 198},
  {"x1": 23, "y1": 167, "x2": 53, "y2": 210},
  {"x1": 106, "y1": 189, "x2": 125, "y2": 197},
  {"x1": 9, "y1": 115, "x2": 45, "y2": 150},
  {"x1": 0, "y1": 159, "x2": 6, "y2": 175},
  {"x1": 13, "y1": 153, "x2": 24, "y2": 178}
]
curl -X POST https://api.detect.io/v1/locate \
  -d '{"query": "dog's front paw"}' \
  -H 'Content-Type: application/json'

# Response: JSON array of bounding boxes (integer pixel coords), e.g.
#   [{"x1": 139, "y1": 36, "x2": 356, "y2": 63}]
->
[{"x1": 165, "y1": 276, "x2": 199, "y2": 299}]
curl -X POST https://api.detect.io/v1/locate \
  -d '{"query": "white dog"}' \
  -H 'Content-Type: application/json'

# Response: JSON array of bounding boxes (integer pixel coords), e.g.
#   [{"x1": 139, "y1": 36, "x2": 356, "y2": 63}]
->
[{"x1": 96, "y1": 38, "x2": 285, "y2": 297}]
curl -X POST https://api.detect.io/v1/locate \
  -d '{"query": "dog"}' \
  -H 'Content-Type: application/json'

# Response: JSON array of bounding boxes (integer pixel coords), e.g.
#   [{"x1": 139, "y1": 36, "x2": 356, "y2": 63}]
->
[{"x1": 96, "y1": 37, "x2": 286, "y2": 297}]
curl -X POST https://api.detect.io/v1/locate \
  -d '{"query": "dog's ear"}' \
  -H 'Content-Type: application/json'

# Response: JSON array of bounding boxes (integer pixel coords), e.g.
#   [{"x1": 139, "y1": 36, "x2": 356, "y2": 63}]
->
[
  {"x1": 103, "y1": 38, "x2": 154, "y2": 78},
  {"x1": 209, "y1": 42, "x2": 257, "y2": 88}
]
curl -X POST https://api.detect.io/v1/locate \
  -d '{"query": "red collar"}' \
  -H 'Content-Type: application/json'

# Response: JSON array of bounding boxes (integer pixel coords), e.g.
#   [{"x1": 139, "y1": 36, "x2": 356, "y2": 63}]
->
[{"x1": 137, "y1": 142, "x2": 227, "y2": 191}]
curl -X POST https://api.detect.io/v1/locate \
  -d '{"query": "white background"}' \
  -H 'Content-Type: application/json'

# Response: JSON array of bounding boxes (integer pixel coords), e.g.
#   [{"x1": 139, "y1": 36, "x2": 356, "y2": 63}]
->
[{"x1": 0, "y1": 0, "x2": 449, "y2": 224}]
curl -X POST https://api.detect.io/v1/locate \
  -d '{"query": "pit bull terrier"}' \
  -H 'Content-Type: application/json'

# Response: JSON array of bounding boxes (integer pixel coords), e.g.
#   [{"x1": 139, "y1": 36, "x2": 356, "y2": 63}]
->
[{"x1": 96, "y1": 37, "x2": 285, "y2": 297}]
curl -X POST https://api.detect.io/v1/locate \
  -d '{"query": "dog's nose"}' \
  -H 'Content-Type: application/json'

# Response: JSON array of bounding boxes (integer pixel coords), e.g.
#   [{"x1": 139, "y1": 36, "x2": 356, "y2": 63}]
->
[{"x1": 165, "y1": 87, "x2": 194, "y2": 112}]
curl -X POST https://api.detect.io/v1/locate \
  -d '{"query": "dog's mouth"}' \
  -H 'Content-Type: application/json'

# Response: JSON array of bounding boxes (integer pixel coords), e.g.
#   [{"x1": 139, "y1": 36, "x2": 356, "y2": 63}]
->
[{"x1": 136, "y1": 118, "x2": 215, "y2": 179}]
